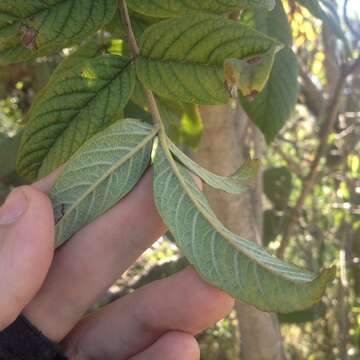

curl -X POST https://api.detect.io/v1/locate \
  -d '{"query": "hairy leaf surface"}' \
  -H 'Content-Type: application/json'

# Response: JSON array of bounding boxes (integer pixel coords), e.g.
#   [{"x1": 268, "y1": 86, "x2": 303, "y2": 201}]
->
[
  {"x1": 127, "y1": 0, "x2": 275, "y2": 18},
  {"x1": 137, "y1": 15, "x2": 282, "y2": 104},
  {"x1": 153, "y1": 144, "x2": 335, "y2": 313},
  {"x1": 240, "y1": 1, "x2": 299, "y2": 142},
  {"x1": 17, "y1": 54, "x2": 135, "y2": 181},
  {"x1": 0, "y1": 0, "x2": 117, "y2": 64},
  {"x1": 169, "y1": 139, "x2": 260, "y2": 194},
  {"x1": 51, "y1": 119, "x2": 157, "y2": 248}
]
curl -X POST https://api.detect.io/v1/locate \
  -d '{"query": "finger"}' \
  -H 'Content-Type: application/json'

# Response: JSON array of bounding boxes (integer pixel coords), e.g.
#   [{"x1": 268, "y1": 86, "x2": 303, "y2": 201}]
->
[
  {"x1": 0, "y1": 187, "x2": 54, "y2": 330},
  {"x1": 32, "y1": 167, "x2": 63, "y2": 193},
  {"x1": 129, "y1": 331, "x2": 200, "y2": 360},
  {"x1": 62, "y1": 267, "x2": 234, "y2": 359},
  {"x1": 24, "y1": 169, "x2": 166, "y2": 342}
]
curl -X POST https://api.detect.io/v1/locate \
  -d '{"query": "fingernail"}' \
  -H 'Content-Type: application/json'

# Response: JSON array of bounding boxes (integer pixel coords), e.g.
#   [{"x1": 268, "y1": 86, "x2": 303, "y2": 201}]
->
[{"x1": 0, "y1": 189, "x2": 28, "y2": 226}]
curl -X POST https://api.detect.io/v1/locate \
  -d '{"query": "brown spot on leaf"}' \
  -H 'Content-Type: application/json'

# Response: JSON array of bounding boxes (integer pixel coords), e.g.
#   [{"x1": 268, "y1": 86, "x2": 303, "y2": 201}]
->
[
  {"x1": 247, "y1": 57, "x2": 262, "y2": 65},
  {"x1": 20, "y1": 25, "x2": 38, "y2": 51},
  {"x1": 245, "y1": 90, "x2": 259, "y2": 102}
]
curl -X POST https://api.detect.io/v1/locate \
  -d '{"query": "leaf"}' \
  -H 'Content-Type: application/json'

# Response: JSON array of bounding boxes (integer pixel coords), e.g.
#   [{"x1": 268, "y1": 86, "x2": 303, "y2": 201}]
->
[
  {"x1": 0, "y1": 0, "x2": 117, "y2": 64},
  {"x1": 131, "y1": 80, "x2": 203, "y2": 148},
  {"x1": 161, "y1": 102, "x2": 203, "y2": 149},
  {"x1": 279, "y1": 302, "x2": 326, "y2": 324},
  {"x1": 127, "y1": 0, "x2": 275, "y2": 18},
  {"x1": 136, "y1": 14, "x2": 282, "y2": 105},
  {"x1": 296, "y1": 0, "x2": 346, "y2": 43},
  {"x1": 224, "y1": 44, "x2": 282, "y2": 100},
  {"x1": 153, "y1": 142, "x2": 335, "y2": 313},
  {"x1": 106, "y1": 9, "x2": 156, "y2": 39},
  {"x1": 51, "y1": 119, "x2": 157, "y2": 248},
  {"x1": 263, "y1": 209, "x2": 283, "y2": 246},
  {"x1": 0, "y1": 133, "x2": 21, "y2": 177},
  {"x1": 264, "y1": 167, "x2": 293, "y2": 210},
  {"x1": 17, "y1": 53, "x2": 136, "y2": 181},
  {"x1": 169, "y1": 139, "x2": 260, "y2": 194},
  {"x1": 239, "y1": 1, "x2": 299, "y2": 142}
]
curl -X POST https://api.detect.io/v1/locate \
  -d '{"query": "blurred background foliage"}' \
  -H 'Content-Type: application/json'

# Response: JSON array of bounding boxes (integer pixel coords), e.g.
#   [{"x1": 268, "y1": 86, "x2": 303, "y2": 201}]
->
[{"x1": 0, "y1": 0, "x2": 359, "y2": 359}]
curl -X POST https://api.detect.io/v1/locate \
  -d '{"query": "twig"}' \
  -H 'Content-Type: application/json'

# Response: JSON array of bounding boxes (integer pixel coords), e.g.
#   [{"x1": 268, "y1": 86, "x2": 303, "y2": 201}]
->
[
  {"x1": 118, "y1": 0, "x2": 164, "y2": 130},
  {"x1": 272, "y1": 142, "x2": 303, "y2": 177},
  {"x1": 277, "y1": 56, "x2": 360, "y2": 258},
  {"x1": 299, "y1": 64, "x2": 325, "y2": 117}
]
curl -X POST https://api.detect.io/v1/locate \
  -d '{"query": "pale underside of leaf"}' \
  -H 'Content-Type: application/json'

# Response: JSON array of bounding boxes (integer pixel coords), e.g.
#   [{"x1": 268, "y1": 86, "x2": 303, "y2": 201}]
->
[
  {"x1": 51, "y1": 119, "x2": 157, "y2": 248},
  {"x1": 17, "y1": 54, "x2": 136, "y2": 181},
  {"x1": 153, "y1": 144, "x2": 335, "y2": 313},
  {"x1": 168, "y1": 139, "x2": 260, "y2": 194},
  {"x1": 0, "y1": 0, "x2": 117, "y2": 64},
  {"x1": 127, "y1": 0, "x2": 275, "y2": 18},
  {"x1": 137, "y1": 14, "x2": 282, "y2": 105}
]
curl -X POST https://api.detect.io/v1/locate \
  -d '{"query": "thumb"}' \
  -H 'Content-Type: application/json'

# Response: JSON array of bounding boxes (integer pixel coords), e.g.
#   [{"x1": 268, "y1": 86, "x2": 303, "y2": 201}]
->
[{"x1": 0, "y1": 186, "x2": 54, "y2": 330}]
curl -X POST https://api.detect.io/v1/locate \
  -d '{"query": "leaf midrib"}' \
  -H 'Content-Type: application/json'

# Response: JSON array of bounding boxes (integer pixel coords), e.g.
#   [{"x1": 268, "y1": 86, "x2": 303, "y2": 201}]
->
[
  {"x1": 56, "y1": 125, "x2": 159, "y2": 228},
  {"x1": 159, "y1": 135, "x2": 313, "y2": 283}
]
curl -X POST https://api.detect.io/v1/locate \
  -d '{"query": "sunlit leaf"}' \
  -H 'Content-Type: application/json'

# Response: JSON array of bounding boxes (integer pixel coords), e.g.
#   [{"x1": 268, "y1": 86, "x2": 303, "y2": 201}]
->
[
  {"x1": 17, "y1": 52, "x2": 135, "y2": 180},
  {"x1": 137, "y1": 15, "x2": 282, "y2": 104},
  {"x1": 127, "y1": 0, "x2": 275, "y2": 18}
]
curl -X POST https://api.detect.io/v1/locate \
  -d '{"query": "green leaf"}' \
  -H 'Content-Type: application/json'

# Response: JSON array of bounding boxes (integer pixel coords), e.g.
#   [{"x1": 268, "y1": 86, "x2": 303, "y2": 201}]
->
[
  {"x1": 296, "y1": 0, "x2": 346, "y2": 43},
  {"x1": 0, "y1": 0, "x2": 117, "y2": 64},
  {"x1": 279, "y1": 302, "x2": 326, "y2": 324},
  {"x1": 264, "y1": 167, "x2": 293, "y2": 210},
  {"x1": 51, "y1": 119, "x2": 157, "y2": 248},
  {"x1": 136, "y1": 14, "x2": 282, "y2": 105},
  {"x1": 241, "y1": 48, "x2": 299, "y2": 142},
  {"x1": 239, "y1": 1, "x2": 299, "y2": 142},
  {"x1": 107, "y1": 9, "x2": 156, "y2": 39},
  {"x1": 127, "y1": 0, "x2": 275, "y2": 18},
  {"x1": 224, "y1": 44, "x2": 282, "y2": 100},
  {"x1": 169, "y1": 139, "x2": 260, "y2": 194},
  {"x1": 161, "y1": 102, "x2": 203, "y2": 149},
  {"x1": 131, "y1": 80, "x2": 203, "y2": 148},
  {"x1": 263, "y1": 209, "x2": 283, "y2": 246},
  {"x1": 0, "y1": 133, "x2": 20, "y2": 177},
  {"x1": 17, "y1": 53, "x2": 136, "y2": 181},
  {"x1": 153, "y1": 142, "x2": 335, "y2": 313}
]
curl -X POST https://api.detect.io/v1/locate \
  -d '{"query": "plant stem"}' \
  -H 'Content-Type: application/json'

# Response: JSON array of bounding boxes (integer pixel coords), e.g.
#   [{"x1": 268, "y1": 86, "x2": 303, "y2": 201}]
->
[{"x1": 118, "y1": 0, "x2": 165, "y2": 133}]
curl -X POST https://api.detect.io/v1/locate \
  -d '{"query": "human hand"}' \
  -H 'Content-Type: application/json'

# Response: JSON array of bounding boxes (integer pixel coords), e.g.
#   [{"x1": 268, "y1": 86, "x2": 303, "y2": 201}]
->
[{"x1": 0, "y1": 169, "x2": 234, "y2": 359}]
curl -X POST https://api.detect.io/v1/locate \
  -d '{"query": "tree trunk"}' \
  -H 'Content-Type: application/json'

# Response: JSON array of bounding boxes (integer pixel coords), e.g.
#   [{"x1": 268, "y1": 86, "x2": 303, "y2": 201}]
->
[{"x1": 194, "y1": 105, "x2": 286, "y2": 360}]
